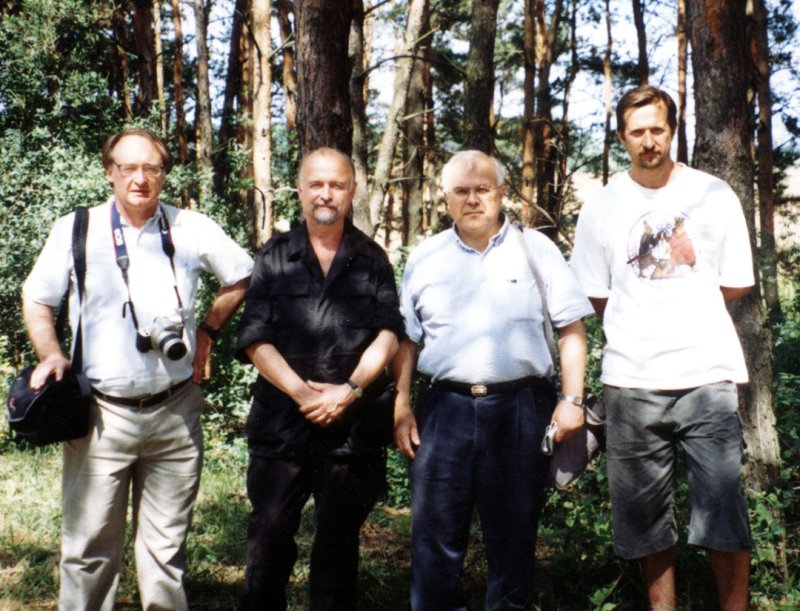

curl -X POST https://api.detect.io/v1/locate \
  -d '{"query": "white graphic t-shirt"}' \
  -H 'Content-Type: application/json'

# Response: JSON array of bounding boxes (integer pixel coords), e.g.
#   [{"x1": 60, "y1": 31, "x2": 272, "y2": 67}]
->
[{"x1": 571, "y1": 165, "x2": 754, "y2": 389}]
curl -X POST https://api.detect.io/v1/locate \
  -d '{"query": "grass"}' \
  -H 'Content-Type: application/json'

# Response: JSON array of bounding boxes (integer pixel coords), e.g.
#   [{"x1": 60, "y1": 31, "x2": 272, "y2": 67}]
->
[{"x1": 1, "y1": 427, "x2": 798, "y2": 610}]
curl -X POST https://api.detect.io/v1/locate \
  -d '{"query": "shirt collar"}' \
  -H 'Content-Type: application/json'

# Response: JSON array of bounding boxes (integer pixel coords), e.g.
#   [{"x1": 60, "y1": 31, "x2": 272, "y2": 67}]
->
[{"x1": 451, "y1": 213, "x2": 510, "y2": 254}]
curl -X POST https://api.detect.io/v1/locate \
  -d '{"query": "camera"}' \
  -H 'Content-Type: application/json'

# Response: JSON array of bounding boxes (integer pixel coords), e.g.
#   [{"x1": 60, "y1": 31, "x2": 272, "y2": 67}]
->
[{"x1": 136, "y1": 312, "x2": 187, "y2": 361}]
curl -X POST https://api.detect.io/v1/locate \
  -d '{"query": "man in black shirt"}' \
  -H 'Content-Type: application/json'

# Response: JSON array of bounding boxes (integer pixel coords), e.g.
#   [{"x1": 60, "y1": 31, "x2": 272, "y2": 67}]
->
[{"x1": 236, "y1": 147, "x2": 404, "y2": 610}]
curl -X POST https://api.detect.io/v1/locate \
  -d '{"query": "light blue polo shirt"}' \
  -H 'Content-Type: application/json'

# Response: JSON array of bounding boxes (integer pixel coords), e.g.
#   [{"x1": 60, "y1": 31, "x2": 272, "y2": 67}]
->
[{"x1": 400, "y1": 218, "x2": 594, "y2": 384}]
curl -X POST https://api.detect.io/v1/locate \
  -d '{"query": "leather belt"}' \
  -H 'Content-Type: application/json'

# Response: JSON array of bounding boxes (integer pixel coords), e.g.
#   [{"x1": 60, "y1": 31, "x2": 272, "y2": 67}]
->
[
  {"x1": 424, "y1": 375, "x2": 550, "y2": 398},
  {"x1": 92, "y1": 378, "x2": 192, "y2": 409}
]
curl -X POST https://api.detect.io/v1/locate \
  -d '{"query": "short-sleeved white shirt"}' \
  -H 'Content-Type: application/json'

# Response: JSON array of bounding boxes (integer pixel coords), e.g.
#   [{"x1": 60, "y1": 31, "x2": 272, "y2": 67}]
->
[
  {"x1": 570, "y1": 165, "x2": 754, "y2": 389},
  {"x1": 23, "y1": 198, "x2": 254, "y2": 397},
  {"x1": 400, "y1": 218, "x2": 594, "y2": 383}
]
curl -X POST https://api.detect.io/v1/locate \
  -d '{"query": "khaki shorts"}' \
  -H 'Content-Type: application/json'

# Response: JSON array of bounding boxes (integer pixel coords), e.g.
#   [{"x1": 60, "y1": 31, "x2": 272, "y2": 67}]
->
[{"x1": 604, "y1": 381, "x2": 751, "y2": 560}]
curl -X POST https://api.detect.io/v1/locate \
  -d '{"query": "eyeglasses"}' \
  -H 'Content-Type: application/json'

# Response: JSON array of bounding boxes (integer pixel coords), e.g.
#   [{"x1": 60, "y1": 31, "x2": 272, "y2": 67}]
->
[
  {"x1": 447, "y1": 186, "x2": 500, "y2": 201},
  {"x1": 113, "y1": 163, "x2": 164, "y2": 178}
]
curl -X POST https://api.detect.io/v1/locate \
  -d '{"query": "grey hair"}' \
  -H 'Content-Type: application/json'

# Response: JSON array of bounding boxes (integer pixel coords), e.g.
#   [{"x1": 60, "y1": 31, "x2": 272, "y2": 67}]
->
[{"x1": 440, "y1": 150, "x2": 505, "y2": 191}]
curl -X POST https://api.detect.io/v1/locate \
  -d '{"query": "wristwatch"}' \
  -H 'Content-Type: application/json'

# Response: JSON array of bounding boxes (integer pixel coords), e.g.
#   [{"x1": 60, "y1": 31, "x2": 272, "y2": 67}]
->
[
  {"x1": 558, "y1": 393, "x2": 584, "y2": 407},
  {"x1": 346, "y1": 379, "x2": 363, "y2": 398},
  {"x1": 198, "y1": 321, "x2": 220, "y2": 340}
]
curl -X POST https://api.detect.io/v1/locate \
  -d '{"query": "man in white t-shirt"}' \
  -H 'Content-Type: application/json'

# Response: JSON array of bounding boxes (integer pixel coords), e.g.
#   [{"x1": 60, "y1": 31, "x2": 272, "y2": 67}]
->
[
  {"x1": 571, "y1": 85, "x2": 752, "y2": 611},
  {"x1": 23, "y1": 128, "x2": 253, "y2": 610}
]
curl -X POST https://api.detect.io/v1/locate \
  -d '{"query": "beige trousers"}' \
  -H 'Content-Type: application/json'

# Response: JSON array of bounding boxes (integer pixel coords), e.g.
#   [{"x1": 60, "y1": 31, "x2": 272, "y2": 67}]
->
[{"x1": 59, "y1": 382, "x2": 204, "y2": 611}]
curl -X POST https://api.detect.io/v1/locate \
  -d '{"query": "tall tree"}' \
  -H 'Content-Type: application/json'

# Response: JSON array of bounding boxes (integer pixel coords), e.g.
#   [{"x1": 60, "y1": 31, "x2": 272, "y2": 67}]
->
[
  {"x1": 276, "y1": 0, "x2": 298, "y2": 130},
  {"x1": 366, "y1": 0, "x2": 428, "y2": 234},
  {"x1": 676, "y1": 0, "x2": 689, "y2": 163},
  {"x1": 689, "y1": 0, "x2": 784, "y2": 548},
  {"x1": 631, "y1": 0, "x2": 648, "y2": 84},
  {"x1": 132, "y1": 0, "x2": 158, "y2": 115},
  {"x1": 520, "y1": 0, "x2": 536, "y2": 223},
  {"x1": 153, "y1": 0, "x2": 166, "y2": 132},
  {"x1": 463, "y1": 0, "x2": 499, "y2": 152},
  {"x1": 169, "y1": 0, "x2": 188, "y2": 165},
  {"x1": 194, "y1": 0, "x2": 214, "y2": 206},
  {"x1": 112, "y1": 3, "x2": 133, "y2": 120},
  {"x1": 750, "y1": 0, "x2": 782, "y2": 323},
  {"x1": 250, "y1": 0, "x2": 272, "y2": 247},
  {"x1": 601, "y1": 0, "x2": 613, "y2": 185},
  {"x1": 349, "y1": 0, "x2": 371, "y2": 231},
  {"x1": 294, "y1": 0, "x2": 353, "y2": 155}
]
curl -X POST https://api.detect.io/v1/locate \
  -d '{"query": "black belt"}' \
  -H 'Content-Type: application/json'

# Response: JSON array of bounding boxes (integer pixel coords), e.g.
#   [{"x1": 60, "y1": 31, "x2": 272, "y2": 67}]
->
[
  {"x1": 92, "y1": 378, "x2": 192, "y2": 408},
  {"x1": 423, "y1": 375, "x2": 551, "y2": 398}
]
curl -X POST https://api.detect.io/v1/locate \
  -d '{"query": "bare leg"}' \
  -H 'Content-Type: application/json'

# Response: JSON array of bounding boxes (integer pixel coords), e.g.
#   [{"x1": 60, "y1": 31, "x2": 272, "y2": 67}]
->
[
  {"x1": 642, "y1": 545, "x2": 678, "y2": 610},
  {"x1": 709, "y1": 550, "x2": 750, "y2": 611}
]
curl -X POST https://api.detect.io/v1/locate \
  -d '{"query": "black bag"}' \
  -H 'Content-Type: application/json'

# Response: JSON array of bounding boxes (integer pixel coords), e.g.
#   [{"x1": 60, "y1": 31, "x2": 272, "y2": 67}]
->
[
  {"x1": 6, "y1": 207, "x2": 91, "y2": 446},
  {"x1": 6, "y1": 367, "x2": 92, "y2": 446}
]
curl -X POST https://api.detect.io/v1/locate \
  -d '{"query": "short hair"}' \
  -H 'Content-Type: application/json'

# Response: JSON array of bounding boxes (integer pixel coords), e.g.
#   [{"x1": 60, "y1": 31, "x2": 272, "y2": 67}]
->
[
  {"x1": 297, "y1": 147, "x2": 356, "y2": 186},
  {"x1": 102, "y1": 128, "x2": 173, "y2": 174},
  {"x1": 616, "y1": 85, "x2": 678, "y2": 135},
  {"x1": 440, "y1": 150, "x2": 505, "y2": 191}
]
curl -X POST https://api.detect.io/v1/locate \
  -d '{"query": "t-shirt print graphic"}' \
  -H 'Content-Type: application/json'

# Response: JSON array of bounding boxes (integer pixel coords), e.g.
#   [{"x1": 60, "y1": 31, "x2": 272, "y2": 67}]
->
[{"x1": 626, "y1": 211, "x2": 697, "y2": 284}]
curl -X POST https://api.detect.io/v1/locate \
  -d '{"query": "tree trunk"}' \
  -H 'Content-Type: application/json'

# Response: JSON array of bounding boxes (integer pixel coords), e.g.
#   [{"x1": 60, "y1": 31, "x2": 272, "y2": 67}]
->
[
  {"x1": 153, "y1": 0, "x2": 166, "y2": 133},
  {"x1": 676, "y1": 0, "x2": 689, "y2": 164},
  {"x1": 349, "y1": 0, "x2": 371, "y2": 231},
  {"x1": 132, "y1": 0, "x2": 157, "y2": 116},
  {"x1": 532, "y1": 0, "x2": 563, "y2": 236},
  {"x1": 170, "y1": 0, "x2": 188, "y2": 166},
  {"x1": 401, "y1": 5, "x2": 430, "y2": 246},
  {"x1": 238, "y1": 0, "x2": 255, "y2": 225},
  {"x1": 554, "y1": 0, "x2": 578, "y2": 236},
  {"x1": 249, "y1": 0, "x2": 272, "y2": 248},
  {"x1": 463, "y1": 0, "x2": 499, "y2": 153},
  {"x1": 194, "y1": 0, "x2": 214, "y2": 207},
  {"x1": 632, "y1": 0, "x2": 648, "y2": 84},
  {"x1": 216, "y1": 0, "x2": 247, "y2": 201},
  {"x1": 295, "y1": 0, "x2": 353, "y2": 155},
  {"x1": 749, "y1": 0, "x2": 782, "y2": 323},
  {"x1": 689, "y1": 0, "x2": 785, "y2": 571},
  {"x1": 276, "y1": 0, "x2": 298, "y2": 131},
  {"x1": 365, "y1": 0, "x2": 428, "y2": 234},
  {"x1": 520, "y1": 0, "x2": 536, "y2": 225},
  {"x1": 602, "y1": 0, "x2": 612, "y2": 185},
  {"x1": 112, "y1": 4, "x2": 133, "y2": 121}
]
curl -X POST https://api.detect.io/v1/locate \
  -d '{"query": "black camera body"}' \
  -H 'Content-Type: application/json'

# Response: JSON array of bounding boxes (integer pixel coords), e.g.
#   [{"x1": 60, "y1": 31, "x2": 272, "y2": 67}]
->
[{"x1": 136, "y1": 313, "x2": 187, "y2": 360}]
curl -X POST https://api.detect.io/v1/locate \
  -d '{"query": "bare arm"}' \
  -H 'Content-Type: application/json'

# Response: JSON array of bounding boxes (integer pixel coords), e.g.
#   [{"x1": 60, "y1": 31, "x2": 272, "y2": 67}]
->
[
  {"x1": 589, "y1": 297, "x2": 608, "y2": 319},
  {"x1": 193, "y1": 278, "x2": 249, "y2": 384},
  {"x1": 244, "y1": 341, "x2": 318, "y2": 406},
  {"x1": 392, "y1": 338, "x2": 419, "y2": 459},
  {"x1": 302, "y1": 329, "x2": 400, "y2": 426},
  {"x1": 720, "y1": 285, "x2": 751, "y2": 305},
  {"x1": 23, "y1": 298, "x2": 70, "y2": 390},
  {"x1": 551, "y1": 319, "x2": 588, "y2": 443}
]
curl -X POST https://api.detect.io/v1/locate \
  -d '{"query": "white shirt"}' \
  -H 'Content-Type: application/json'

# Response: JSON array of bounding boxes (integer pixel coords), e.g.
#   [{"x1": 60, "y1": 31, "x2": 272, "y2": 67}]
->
[
  {"x1": 23, "y1": 199, "x2": 254, "y2": 397},
  {"x1": 571, "y1": 165, "x2": 754, "y2": 389},
  {"x1": 400, "y1": 218, "x2": 594, "y2": 383}
]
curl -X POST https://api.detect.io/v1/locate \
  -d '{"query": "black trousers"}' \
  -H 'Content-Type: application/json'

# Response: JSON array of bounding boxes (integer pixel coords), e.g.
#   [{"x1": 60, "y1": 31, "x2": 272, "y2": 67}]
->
[{"x1": 241, "y1": 449, "x2": 385, "y2": 611}]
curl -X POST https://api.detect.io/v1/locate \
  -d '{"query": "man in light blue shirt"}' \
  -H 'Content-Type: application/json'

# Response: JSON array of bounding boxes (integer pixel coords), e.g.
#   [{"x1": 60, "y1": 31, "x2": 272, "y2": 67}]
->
[{"x1": 393, "y1": 150, "x2": 594, "y2": 610}]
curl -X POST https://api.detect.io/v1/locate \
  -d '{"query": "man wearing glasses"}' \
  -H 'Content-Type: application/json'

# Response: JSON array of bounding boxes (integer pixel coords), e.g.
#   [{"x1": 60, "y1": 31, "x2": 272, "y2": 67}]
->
[
  {"x1": 393, "y1": 150, "x2": 593, "y2": 609},
  {"x1": 22, "y1": 127, "x2": 253, "y2": 610}
]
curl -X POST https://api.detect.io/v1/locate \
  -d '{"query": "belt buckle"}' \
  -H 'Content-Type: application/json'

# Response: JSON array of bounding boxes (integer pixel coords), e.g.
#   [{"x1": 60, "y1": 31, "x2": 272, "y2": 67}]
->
[{"x1": 470, "y1": 384, "x2": 488, "y2": 397}]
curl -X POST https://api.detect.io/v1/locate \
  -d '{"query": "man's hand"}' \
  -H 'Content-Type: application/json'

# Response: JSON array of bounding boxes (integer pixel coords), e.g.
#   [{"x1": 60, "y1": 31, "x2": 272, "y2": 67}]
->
[
  {"x1": 551, "y1": 399, "x2": 584, "y2": 443},
  {"x1": 393, "y1": 402, "x2": 419, "y2": 459},
  {"x1": 192, "y1": 328, "x2": 213, "y2": 384},
  {"x1": 299, "y1": 381, "x2": 355, "y2": 427},
  {"x1": 30, "y1": 353, "x2": 71, "y2": 391}
]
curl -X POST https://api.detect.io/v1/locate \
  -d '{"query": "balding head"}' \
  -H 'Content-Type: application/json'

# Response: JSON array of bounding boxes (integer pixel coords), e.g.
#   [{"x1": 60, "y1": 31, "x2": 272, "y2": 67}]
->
[
  {"x1": 298, "y1": 148, "x2": 355, "y2": 188},
  {"x1": 440, "y1": 150, "x2": 504, "y2": 192}
]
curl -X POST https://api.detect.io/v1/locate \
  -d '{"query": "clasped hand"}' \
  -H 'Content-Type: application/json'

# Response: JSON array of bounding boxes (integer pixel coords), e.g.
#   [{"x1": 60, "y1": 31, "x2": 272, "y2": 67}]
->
[{"x1": 298, "y1": 381, "x2": 356, "y2": 427}]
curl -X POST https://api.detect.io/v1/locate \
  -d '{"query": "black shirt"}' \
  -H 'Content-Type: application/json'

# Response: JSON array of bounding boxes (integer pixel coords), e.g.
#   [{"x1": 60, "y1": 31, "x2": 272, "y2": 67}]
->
[{"x1": 236, "y1": 219, "x2": 404, "y2": 456}]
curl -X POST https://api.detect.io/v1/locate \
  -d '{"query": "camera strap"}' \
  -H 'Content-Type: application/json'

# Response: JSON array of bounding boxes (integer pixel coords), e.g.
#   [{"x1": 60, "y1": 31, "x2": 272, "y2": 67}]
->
[{"x1": 110, "y1": 203, "x2": 184, "y2": 334}]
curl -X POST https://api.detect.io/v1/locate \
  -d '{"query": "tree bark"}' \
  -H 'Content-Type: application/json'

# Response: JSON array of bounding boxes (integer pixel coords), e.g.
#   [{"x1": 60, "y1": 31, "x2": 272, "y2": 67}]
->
[
  {"x1": 749, "y1": 0, "x2": 782, "y2": 323},
  {"x1": 194, "y1": 0, "x2": 214, "y2": 207},
  {"x1": 294, "y1": 0, "x2": 353, "y2": 155},
  {"x1": 168, "y1": 0, "x2": 189, "y2": 207},
  {"x1": 250, "y1": 0, "x2": 272, "y2": 248},
  {"x1": 689, "y1": 0, "x2": 784, "y2": 567},
  {"x1": 463, "y1": 0, "x2": 499, "y2": 153},
  {"x1": 132, "y1": 0, "x2": 158, "y2": 116},
  {"x1": 365, "y1": 0, "x2": 428, "y2": 234},
  {"x1": 676, "y1": 0, "x2": 689, "y2": 164},
  {"x1": 112, "y1": 4, "x2": 133, "y2": 121},
  {"x1": 632, "y1": 0, "x2": 648, "y2": 84},
  {"x1": 276, "y1": 0, "x2": 298, "y2": 131},
  {"x1": 349, "y1": 0, "x2": 371, "y2": 231},
  {"x1": 153, "y1": 0, "x2": 166, "y2": 132},
  {"x1": 602, "y1": 0, "x2": 612, "y2": 185},
  {"x1": 520, "y1": 0, "x2": 536, "y2": 225}
]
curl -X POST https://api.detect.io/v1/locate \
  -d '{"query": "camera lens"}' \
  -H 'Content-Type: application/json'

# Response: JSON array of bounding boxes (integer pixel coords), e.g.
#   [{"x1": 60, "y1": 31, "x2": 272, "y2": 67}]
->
[{"x1": 158, "y1": 333, "x2": 187, "y2": 360}]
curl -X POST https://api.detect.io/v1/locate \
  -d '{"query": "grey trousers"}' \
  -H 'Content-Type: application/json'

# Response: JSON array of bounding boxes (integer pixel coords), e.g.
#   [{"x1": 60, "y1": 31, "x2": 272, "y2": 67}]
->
[{"x1": 59, "y1": 382, "x2": 204, "y2": 611}]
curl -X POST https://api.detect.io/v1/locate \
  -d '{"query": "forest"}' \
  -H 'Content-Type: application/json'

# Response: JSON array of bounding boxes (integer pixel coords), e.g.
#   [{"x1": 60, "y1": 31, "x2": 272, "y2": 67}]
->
[{"x1": 1, "y1": 0, "x2": 799, "y2": 608}]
